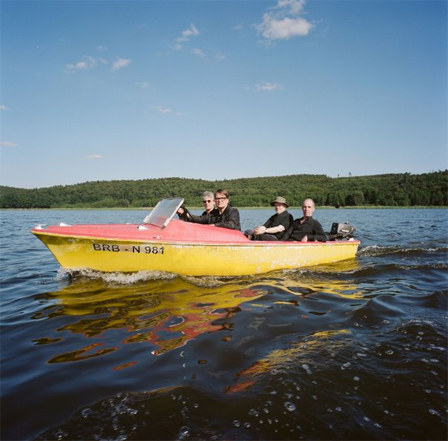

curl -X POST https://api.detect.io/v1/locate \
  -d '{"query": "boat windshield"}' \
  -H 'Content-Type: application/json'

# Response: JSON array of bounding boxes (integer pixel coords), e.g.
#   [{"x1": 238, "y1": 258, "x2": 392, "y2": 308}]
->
[{"x1": 143, "y1": 198, "x2": 184, "y2": 228}]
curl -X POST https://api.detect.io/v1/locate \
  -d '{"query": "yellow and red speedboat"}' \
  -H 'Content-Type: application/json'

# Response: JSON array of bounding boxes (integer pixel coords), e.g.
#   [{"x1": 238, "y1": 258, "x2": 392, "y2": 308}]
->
[{"x1": 31, "y1": 198, "x2": 360, "y2": 277}]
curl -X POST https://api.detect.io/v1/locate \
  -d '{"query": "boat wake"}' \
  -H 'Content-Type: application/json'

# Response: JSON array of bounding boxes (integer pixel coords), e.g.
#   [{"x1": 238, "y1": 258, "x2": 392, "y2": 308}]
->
[
  {"x1": 359, "y1": 244, "x2": 447, "y2": 257},
  {"x1": 52, "y1": 266, "x2": 363, "y2": 293},
  {"x1": 61, "y1": 268, "x2": 178, "y2": 285}
]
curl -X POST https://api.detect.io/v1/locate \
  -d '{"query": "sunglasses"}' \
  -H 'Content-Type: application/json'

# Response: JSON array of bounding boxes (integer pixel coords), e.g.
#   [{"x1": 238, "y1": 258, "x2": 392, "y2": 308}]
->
[
  {"x1": 203, "y1": 200, "x2": 213, "y2": 203},
  {"x1": 215, "y1": 197, "x2": 227, "y2": 201}
]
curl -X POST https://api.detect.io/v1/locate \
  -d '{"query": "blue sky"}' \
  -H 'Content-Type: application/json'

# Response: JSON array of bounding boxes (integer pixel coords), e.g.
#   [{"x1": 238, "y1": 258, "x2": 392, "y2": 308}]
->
[{"x1": 1, "y1": 0, "x2": 447, "y2": 189}]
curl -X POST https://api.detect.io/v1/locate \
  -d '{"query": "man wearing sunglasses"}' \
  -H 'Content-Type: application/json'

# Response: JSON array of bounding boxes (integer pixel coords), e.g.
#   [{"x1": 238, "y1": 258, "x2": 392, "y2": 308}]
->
[
  {"x1": 178, "y1": 190, "x2": 217, "y2": 221},
  {"x1": 200, "y1": 191, "x2": 217, "y2": 216}
]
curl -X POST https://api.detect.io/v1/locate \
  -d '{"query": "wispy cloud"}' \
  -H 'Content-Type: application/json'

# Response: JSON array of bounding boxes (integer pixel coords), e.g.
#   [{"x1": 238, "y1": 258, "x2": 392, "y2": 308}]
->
[
  {"x1": 0, "y1": 104, "x2": 9, "y2": 111},
  {"x1": 178, "y1": 24, "x2": 200, "y2": 43},
  {"x1": 191, "y1": 48, "x2": 205, "y2": 57},
  {"x1": 0, "y1": 141, "x2": 18, "y2": 148},
  {"x1": 84, "y1": 154, "x2": 102, "y2": 160},
  {"x1": 154, "y1": 106, "x2": 183, "y2": 117},
  {"x1": 256, "y1": 81, "x2": 284, "y2": 91},
  {"x1": 64, "y1": 55, "x2": 131, "y2": 73},
  {"x1": 173, "y1": 24, "x2": 200, "y2": 51},
  {"x1": 155, "y1": 106, "x2": 172, "y2": 114},
  {"x1": 256, "y1": 0, "x2": 313, "y2": 40},
  {"x1": 65, "y1": 55, "x2": 97, "y2": 72},
  {"x1": 171, "y1": 23, "x2": 224, "y2": 61},
  {"x1": 136, "y1": 81, "x2": 150, "y2": 89},
  {"x1": 112, "y1": 58, "x2": 131, "y2": 70}
]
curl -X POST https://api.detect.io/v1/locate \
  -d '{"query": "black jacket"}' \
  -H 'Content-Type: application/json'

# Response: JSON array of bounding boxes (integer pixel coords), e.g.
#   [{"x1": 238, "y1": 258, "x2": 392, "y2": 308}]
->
[
  {"x1": 178, "y1": 207, "x2": 219, "y2": 223},
  {"x1": 284, "y1": 217, "x2": 327, "y2": 242},
  {"x1": 263, "y1": 211, "x2": 294, "y2": 240},
  {"x1": 184, "y1": 206, "x2": 241, "y2": 231},
  {"x1": 211, "y1": 206, "x2": 241, "y2": 230}
]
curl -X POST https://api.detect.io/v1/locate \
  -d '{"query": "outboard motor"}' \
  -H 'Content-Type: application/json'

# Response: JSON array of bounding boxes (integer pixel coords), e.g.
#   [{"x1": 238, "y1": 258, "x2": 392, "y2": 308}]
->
[{"x1": 329, "y1": 222, "x2": 356, "y2": 240}]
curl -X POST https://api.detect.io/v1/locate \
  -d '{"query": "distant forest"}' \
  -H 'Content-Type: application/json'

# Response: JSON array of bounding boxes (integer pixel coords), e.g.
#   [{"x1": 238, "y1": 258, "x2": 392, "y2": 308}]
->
[{"x1": 1, "y1": 171, "x2": 447, "y2": 209}]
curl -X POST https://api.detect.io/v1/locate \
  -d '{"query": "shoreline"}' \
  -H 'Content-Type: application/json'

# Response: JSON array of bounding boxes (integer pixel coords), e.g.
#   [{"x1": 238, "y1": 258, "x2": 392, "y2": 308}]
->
[{"x1": 1, "y1": 206, "x2": 447, "y2": 211}]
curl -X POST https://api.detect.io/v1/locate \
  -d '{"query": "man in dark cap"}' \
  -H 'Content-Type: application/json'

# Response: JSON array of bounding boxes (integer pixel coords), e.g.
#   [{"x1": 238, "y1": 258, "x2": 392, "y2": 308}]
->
[{"x1": 245, "y1": 196, "x2": 293, "y2": 241}]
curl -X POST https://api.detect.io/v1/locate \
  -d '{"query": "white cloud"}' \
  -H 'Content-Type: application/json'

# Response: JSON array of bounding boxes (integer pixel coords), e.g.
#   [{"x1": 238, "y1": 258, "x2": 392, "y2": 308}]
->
[
  {"x1": 276, "y1": 0, "x2": 306, "y2": 15},
  {"x1": 64, "y1": 55, "x2": 131, "y2": 73},
  {"x1": 178, "y1": 24, "x2": 199, "y2": 43},
  {"x1": 258, "y1": 15, "x2": 312, "y2": 40},
  {"x1": 155, "y1": 106, "x2": 172, "y2": 114},
  {"x1": 0, "y1": 141, "x2": 18, "y2": 148},
  {"x1": 191, "y1": 48, "x2": 205, "y2": 57},
  {"x1": 153, "y1": 106, "x2": 184, "y2": 117},
  {"x1": 112, "y1": 58, "x2": 131, "y2": 70},
  {"x1": 256, "y1": 0, "x2": 313, "y2": 40},
  {"x1": 256, "y1": 81, "x2": 284, "y2": 91},
  {"x1": 96, "y1": 45, "x2": 108, "y2": 52},
  {"x1": 84, "y1": 154, "x2": 102, "y2": 160},
  {"x1": 173, "y1": 24, "x2": 200, "y2": 51},
  {"x1": 0, "y1": 105, "x2": 9, "y2": 111},
  {"x1": 65, "y1": 55, "x2": 97, "y2": 72},
  {"x1": 66, "y1": 61, "x2": 88, "y2": 71},
  {"x1": 136, "y1": 81, "x2": 149, "y2": 89}
]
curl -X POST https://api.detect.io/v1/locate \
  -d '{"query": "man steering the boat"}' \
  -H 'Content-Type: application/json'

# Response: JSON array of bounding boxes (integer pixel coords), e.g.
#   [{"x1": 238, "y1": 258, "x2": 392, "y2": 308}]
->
[
  {"x1": 283, "y1": 198, "x2": 327, "y2": 242},
  {"x1": 177, "y1": 189, "x2": 241, "y2": 230},
  {"x1": 177, "y1": 190, "x2": 217, "y2": 222}
]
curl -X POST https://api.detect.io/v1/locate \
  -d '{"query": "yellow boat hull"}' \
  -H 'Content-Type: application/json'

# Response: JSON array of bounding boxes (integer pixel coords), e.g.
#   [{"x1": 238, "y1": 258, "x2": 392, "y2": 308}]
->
[{"x1": 33, "y1": 231, "x2": 360, "y2": 277}]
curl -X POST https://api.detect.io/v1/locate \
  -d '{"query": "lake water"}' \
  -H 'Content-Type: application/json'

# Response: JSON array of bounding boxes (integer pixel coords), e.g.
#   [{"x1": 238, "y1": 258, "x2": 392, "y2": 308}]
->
[{"x1": 1, "y1": 208, "x2": 447, "y2": 440}]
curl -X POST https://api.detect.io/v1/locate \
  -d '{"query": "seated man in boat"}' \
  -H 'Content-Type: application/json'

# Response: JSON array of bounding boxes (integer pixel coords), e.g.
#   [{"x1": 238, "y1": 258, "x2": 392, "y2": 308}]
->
[
  {"x1": 245, "y1": 196, "x2": 293, "y2": 241},
  {"x1": 178, "y1": 189, "x2": 241, "y2": 230},
  {"x1": 283, "y1": 198, "x2": 327, "y2": 242},
  {"x1": 178, "y1": 191, "x2": 218, "y2": 222}
]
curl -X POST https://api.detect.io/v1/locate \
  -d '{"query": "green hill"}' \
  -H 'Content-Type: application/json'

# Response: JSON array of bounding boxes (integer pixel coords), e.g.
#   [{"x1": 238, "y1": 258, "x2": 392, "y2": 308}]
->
[{"x1": 1, "y1": 171, "x2": 447, "y2": 208}]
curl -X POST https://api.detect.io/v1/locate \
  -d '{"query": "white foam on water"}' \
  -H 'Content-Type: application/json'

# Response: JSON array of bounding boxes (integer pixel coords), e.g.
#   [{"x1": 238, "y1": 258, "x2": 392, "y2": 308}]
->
[{"x1": 61, "y1": 268, "x2": 178, "y2": 285}]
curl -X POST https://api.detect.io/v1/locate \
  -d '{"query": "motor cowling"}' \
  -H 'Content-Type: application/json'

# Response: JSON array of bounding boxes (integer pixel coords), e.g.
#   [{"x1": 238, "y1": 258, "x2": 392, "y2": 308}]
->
[{"x1": 328, "y1": 222, "x2": 356, "y2": 240}]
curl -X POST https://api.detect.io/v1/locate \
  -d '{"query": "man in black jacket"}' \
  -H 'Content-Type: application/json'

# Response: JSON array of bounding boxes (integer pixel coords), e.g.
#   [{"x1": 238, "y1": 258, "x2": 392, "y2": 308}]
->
[
  {"x1": 245, "y1": 196, "x2": 293, "y2": 241},
  {"x1": 210, "y1": 189, "x2": 241, "y2": 230},
  {"x1": 177, "y1": 189, "x2": 241, "y2": 231},
  {"x1": 284, "y1": 198, "x2": 327, "y2": 242}
]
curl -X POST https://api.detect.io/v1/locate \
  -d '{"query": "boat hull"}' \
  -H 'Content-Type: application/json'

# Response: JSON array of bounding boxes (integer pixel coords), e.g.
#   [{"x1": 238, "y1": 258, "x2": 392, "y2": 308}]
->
[{"x1": 32, "y1": 222, "x2": 360, "y2": 276}]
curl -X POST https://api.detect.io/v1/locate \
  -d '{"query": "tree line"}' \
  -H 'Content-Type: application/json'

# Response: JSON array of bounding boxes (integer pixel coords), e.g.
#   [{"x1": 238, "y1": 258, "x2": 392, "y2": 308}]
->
[{"x1": 0, "y1": 171, "x2": 447, "y2": 209}]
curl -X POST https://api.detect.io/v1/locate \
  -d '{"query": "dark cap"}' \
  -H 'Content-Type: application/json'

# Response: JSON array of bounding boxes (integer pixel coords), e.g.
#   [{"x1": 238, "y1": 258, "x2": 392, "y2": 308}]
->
[{"x1": 270, "y1": 196, "x2": 289, "y2": 207}]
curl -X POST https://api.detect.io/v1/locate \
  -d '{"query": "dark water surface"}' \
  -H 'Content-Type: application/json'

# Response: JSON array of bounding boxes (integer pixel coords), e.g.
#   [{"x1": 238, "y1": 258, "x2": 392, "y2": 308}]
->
[{"x1": 1, "y1": 208, "x2": 447, "y2": 440}]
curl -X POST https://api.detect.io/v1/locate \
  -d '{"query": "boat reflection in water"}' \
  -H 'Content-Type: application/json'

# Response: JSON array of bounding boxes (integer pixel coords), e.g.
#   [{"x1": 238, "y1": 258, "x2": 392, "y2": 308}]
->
[
  {"x1": 32, "y1": 260, "x2": 361, "y2": 364},
  {"x1": 30, "y1": 256, "x2": 447, "y2": 441}
]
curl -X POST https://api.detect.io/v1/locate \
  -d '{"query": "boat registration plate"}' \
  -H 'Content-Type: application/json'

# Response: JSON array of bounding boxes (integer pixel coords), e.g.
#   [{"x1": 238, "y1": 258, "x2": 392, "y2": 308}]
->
[{"x1": 92, "y1": 244, "x2": 164, "y2": 254}]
